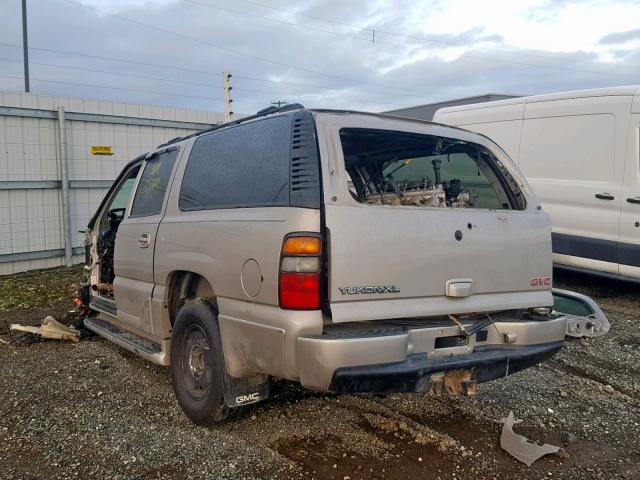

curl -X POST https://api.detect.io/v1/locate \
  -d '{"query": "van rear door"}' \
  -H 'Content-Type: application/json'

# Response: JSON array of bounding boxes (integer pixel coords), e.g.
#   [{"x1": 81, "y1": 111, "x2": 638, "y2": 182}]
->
[{"x1": 316, "y1": 114, "x2": 553, "y2": 323}]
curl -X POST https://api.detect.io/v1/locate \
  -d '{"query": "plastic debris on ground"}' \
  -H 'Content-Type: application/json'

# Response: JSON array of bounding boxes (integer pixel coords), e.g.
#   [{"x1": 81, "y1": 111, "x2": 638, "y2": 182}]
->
[
  {"x1": 500, "y1": 411, "x2": 565, "y2": 466},
  {"x1": 9, "y1": 316, "x2": 81, "y2": 342}
]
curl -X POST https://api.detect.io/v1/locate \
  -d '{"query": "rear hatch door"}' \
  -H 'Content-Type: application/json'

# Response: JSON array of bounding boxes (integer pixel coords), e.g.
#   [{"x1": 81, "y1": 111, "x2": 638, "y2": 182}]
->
[{"x1": 317, "y1": 114, "x2": 553, "y2": 323}]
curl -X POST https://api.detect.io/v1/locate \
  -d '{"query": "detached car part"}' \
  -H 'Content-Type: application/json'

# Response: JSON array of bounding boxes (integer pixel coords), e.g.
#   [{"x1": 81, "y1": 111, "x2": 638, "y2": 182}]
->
[
  {"x1": 500, "y1": 411, "x2": 563, "y2": 466},
  {"x1": 10, "y1": 316, "x2": 81, "y2": 342},
  {"x1": 552, "y1": 288, "x2": 610, "y2": 338}
]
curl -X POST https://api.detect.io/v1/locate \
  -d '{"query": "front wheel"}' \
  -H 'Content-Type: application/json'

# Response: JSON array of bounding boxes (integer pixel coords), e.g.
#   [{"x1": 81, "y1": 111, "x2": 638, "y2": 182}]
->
[{"x1": 170, "y1": 299, "x2": 231, "y2": 425}]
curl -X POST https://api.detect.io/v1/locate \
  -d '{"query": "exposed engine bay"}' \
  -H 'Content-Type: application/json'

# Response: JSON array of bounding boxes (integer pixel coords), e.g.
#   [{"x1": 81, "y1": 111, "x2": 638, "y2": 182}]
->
[
  {"x1": 340, "y1": 127, "x2": 524, "y2": 210},
  {"x1": 363, "y1": 158, "x2": 473, "y2": 208}
]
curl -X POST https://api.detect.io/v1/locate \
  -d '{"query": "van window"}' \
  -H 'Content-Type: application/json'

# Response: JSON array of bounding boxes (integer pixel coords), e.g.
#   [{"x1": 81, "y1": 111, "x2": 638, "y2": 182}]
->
[
  {"x1": 519, "y1": 114, "x2": 615, "y2": 182},
  {"x1": 130, "y1": 149, "x2": 179, "y2": 217},
  {"x1": 179, "y1": 116, "x2": 291, "y2": 210},
  {"x1": 340, "y1": 128, "x2": 524, "y2": 210}
]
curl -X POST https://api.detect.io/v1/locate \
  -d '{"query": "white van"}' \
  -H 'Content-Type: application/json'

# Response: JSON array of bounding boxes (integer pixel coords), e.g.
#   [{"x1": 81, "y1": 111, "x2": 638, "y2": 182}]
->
[{"x1": 433, "y1": 86, "x2": 640, "y2": 281}]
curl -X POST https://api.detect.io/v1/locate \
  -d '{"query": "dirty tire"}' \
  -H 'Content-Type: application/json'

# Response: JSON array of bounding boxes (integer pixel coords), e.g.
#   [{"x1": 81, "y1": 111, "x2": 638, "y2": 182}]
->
[{"x1": 170, "y1": 299, "x2": 231, "y2": 425}]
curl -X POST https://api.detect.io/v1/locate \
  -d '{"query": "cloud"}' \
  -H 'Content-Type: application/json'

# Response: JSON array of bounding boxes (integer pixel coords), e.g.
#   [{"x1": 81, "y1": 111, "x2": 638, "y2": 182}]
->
[
  {"x1": 0, "y1": 0, "x2": 638, "y2": 115},
  {"x1": 75, "y1": 0, "x2": 178, "y2": 13},
  {"x1": 599, "y1": 28, "x2": 640, "y2": 45}
]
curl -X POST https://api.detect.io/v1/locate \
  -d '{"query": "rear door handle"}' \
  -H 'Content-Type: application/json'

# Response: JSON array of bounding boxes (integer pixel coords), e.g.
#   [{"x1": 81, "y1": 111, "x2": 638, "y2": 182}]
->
[
  {"x1": 595, "y1": 193, "x2": 614, "y2": 200},
  {"x1": 138, "y1": 232, "x2": 151, "y2": 248},
  {"x1": 627, "y1": 197, "x2": 640, "y2": 204}
]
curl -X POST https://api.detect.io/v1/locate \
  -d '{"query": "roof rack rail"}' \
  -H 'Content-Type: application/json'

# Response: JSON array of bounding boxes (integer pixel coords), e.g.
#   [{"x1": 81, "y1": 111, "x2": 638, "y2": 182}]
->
[{"x1": 157, "y1": 103, "x2": 305, "y2": 148}]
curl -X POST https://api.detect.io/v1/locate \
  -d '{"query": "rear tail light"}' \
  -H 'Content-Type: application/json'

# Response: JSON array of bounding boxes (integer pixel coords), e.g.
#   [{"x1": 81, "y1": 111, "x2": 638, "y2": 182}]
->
[
  {"x1": 279, "y1": 234, "x2": 321, "y2": 310},
  {"x1": 283, "y1": 236, "x2": 321, "y2": 255}
]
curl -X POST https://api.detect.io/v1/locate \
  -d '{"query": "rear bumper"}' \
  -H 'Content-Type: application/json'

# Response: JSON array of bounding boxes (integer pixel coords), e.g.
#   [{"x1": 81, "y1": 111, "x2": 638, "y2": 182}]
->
[
  {"x1": 296, "y1": 316, "x2": 566, "y2": 392},
  {"x1": 328, "y1": 341, "x2": 562, "y2": 394}
]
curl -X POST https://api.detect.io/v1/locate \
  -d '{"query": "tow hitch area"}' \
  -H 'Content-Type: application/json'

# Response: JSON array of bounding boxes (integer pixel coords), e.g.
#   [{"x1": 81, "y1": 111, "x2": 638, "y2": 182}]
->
[
  {"x1": 552, "y1": 288, "x2": 610, "y2": 338},
  {"x1": 427, "y1": 369, "x2": 477, "y2": 397}
]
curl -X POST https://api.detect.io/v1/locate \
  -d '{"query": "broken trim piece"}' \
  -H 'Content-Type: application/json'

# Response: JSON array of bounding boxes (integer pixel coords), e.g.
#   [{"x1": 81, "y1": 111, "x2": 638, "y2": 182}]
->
[
  {"x1": 10, "y1": 316, "x2": 80, "y2": 342},
  {"x1": 552, "y1": 288, "x2": 610, "y2": 338},
  {"x1": 500, "y1": 411, "x2": 563, "y2": 466}
]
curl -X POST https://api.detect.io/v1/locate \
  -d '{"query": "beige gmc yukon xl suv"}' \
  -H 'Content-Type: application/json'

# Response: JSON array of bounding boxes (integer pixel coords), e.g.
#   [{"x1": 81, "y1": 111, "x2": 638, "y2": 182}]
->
[{"x1": 83, "y1": 104, "x2": 608, "y2": 425}]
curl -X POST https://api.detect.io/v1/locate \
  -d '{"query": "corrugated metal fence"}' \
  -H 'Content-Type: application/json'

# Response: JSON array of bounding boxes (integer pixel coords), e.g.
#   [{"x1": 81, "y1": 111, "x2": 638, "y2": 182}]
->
[{"x1": 0, "y1": 91, "x2": 223, "y2": 274}]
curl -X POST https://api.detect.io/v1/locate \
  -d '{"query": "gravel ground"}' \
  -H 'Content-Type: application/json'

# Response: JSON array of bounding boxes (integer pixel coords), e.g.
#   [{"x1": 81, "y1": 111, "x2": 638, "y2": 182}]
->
[{"x1": 0, "y1": 266, "x2": 638, "y2": 479}]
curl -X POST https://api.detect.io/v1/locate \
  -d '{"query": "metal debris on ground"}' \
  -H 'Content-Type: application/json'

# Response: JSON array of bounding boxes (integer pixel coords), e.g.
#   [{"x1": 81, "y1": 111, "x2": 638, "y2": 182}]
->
[
  {"x1": 9, "y1": 316, "x2": 81, "y2": 342},
  {"x1": 500, "y1": 411, "x2": 564, "y2": 466}
]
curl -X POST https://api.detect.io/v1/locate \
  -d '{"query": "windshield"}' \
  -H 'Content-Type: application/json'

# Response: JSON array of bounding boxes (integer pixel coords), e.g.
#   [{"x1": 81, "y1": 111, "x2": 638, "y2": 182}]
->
[{"x1": 340, "y1": 128, "x2": 524, "y2": 210}]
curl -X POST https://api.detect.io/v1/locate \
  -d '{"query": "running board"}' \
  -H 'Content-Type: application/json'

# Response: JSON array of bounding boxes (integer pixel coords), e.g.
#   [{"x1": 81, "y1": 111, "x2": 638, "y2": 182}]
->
[
  {"x1": 89, "y1": 296, "x2": 117, "y2": 316},
  {"x1": 84, "y1": 317, "x2": 169, "y2": 366}
]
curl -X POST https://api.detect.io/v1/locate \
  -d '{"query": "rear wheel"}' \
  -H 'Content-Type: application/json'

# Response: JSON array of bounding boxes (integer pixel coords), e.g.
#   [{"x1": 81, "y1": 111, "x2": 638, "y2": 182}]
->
[{"x1": 170, "y1": 299, "x2": 231, "y2": 425}]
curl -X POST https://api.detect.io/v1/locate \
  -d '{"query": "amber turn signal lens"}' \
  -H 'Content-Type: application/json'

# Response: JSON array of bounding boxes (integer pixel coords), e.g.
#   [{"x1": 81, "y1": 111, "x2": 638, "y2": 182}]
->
[{"x1": 283, "y1": 236, "x2": 321, "y2": 255}]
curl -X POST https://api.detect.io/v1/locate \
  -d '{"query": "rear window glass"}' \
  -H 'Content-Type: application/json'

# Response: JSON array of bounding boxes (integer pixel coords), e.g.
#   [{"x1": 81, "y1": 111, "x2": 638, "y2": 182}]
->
[
  {"x1": 340, "y1": 128, "x2": 524, "y2": 210},
  {"x1": 179, "y1": 116, "x2": 291, "y2": 210},
  {"x1": 130, "y1": 149, "x2": 179, "y2": 217}
]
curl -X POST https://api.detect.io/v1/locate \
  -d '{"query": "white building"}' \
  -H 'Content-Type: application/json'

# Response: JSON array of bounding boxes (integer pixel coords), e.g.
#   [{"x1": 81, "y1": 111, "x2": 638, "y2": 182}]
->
[{"x1": 0, "y1": 91, "x2": 228, "y2": 274}]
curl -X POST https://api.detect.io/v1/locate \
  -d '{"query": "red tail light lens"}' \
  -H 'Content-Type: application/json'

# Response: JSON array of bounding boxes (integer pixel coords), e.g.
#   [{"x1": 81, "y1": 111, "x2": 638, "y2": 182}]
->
[
  {"x1": 279, "y1": 234, "x2": 321, "y2": 310},
  {"x1": 279, "y1": 272, "x2": 320, "y2": 309}
]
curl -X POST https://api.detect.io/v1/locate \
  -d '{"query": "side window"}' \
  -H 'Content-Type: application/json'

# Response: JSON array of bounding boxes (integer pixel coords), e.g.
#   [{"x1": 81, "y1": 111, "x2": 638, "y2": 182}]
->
[
  {"x1": 99, "y1": 165, "x2": 140, "y2": 231},
  {"x1": 179, "y1": 116, "x2": 291, "y2": 211},
  {"x1": 109, "y1": 176, "x2": 137, "y2": 211},
  {"x1": 130, "y1": 149, "x2": 179, "y2": 217}
]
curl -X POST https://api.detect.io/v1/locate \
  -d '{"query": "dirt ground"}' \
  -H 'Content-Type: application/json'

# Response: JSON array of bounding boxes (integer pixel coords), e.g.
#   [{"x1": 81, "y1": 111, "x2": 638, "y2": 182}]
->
[{"x1": 0, "y1": 266, "x2": 638, "y2": 480}]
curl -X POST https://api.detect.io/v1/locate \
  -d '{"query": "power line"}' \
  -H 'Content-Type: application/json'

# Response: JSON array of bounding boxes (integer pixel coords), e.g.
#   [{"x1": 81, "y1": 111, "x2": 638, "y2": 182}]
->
[
  {"x1": 0, "y1": 42, "x2": 216, "y2": 77},
  {"x1": 0, "y1": 57, "x2": 216, "y2": 89},
  {"x1": 0, "y1": 57, "x2": 430, "y2": 107},
  {"x1": 58, "y1": 0, "x2": 439, "y2": 96},
  {"x1": 0, "y1": 74, "x2": 265, "y2": 106},
  {"x1": 231, "y1": 0, "x2": 640, "y2": 75},
  {"x1": 0, "y1": 42, "x2": 442, "y2": 100}
]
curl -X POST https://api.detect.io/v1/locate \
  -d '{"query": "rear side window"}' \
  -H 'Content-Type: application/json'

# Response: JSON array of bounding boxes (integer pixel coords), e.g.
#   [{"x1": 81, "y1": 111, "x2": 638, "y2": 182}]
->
[
  {"x1": 179, "y1": 116, "x2": 292, "y2": 210},
  {"x1": 340, "y1": 128, "x2": 524, "y2": 210},
  {"x1": 130, "y1": 149, "x2": 179, "y2": 217}
]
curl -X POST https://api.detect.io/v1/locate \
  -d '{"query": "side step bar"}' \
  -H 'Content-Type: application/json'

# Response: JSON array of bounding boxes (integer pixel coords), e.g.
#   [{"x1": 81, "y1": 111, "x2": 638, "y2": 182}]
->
[
  {"x1": 90, "y1": 296, "x2": 117, "y2": 316},
  {"x1": 84, "y1": 317, "x2": 169, "y2": 366}
]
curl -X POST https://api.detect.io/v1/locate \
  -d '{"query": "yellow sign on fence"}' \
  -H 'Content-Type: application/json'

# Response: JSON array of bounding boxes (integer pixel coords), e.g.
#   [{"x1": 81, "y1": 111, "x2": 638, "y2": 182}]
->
[{"x1": 90, "y1": 145, "x2": 113, "y2": 155}]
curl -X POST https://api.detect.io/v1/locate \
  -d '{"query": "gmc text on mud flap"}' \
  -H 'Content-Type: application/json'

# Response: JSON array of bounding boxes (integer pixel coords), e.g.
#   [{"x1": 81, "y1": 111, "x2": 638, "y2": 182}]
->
[{"x1": 235, "y1": 393, "x2": 260, "y2": 405}]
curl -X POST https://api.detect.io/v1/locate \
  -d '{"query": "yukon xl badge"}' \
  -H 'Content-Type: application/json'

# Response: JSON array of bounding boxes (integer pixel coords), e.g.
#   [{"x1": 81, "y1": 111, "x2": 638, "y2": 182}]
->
[{"x1": 339, "y1": 285, "x2": 400, "y2": 295}]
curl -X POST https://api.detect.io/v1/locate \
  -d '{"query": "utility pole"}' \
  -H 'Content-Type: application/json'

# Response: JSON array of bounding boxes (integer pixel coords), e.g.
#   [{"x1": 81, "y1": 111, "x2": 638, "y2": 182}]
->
[
  {"x1": 22, "y1": 0, "x2": 30, "y2": 92},
  {"x1": 223, "y1": 71, "x2": 233, "y2": 122},
  {"x1": 271, "y1": 100, "x2": 288, "y2": 108}
]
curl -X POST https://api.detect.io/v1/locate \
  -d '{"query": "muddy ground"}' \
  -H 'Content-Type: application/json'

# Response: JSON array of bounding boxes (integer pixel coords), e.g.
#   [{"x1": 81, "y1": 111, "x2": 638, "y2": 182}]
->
[{"x1": 0, "y1": 266, "x2": 638, "y2": 480}]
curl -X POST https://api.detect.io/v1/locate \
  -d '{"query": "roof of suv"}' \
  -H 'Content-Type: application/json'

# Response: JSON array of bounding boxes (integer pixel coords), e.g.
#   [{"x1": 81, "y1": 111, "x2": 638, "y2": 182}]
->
[{"x1": 157, "y1": 103, "x2": 470, "y2": 149}]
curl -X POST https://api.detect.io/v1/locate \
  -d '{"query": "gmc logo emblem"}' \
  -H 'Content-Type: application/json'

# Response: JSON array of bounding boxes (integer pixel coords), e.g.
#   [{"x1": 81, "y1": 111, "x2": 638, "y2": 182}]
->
[
  {"x1": 235, "y1": 393, "x2": 260, "y2": 405},
  {"x1": 530, "y1": 276, "x2": 551, "y2": 287}
]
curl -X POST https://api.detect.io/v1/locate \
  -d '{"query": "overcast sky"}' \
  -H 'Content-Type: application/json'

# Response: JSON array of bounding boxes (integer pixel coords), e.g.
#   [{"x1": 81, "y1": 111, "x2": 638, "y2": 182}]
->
[{"x1": 1, "y1": 0, "x2": 639, "y2": 114}]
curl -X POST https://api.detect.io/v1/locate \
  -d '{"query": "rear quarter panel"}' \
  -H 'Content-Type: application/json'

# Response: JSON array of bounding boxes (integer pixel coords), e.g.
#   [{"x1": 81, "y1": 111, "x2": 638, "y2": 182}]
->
[{"x1": 154, "y1": 137, "x2": 323, "y2": 379}]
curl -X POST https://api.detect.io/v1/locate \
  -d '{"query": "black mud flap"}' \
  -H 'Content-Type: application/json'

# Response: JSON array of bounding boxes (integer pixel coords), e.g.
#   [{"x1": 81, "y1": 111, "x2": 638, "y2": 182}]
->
[{"x1": 223, "y1": 373, "x2": 270, "y2": 408}]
